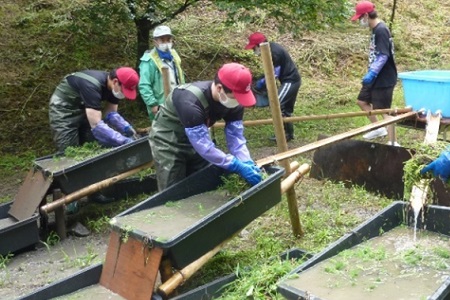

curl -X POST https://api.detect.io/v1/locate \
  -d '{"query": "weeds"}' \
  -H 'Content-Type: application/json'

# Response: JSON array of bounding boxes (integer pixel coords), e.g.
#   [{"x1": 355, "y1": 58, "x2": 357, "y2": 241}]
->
[{"x1": 0, "y1": 253, "x2": 13, "y2": 269}]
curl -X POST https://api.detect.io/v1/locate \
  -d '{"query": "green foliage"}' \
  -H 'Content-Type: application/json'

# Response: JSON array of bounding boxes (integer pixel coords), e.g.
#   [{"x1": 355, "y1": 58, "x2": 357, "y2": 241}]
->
[
  {"x1": 0, "y1": 253, "x2": 14, "y2": 269},
  {"x1": 403, "y1": 141, "x2": 448, "y2": 200},
  {"x1": 63, "y1": 142, "x2": 110, "y2": 161},
  {"x1": 215, "y1": 0, "x2": 350, "y2": 33}
]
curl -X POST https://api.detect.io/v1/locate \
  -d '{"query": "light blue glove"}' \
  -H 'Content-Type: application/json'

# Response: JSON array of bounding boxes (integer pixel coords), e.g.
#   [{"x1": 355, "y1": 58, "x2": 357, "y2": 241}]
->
[
  {"x1": 92, "y1": 120, "x2": 133, "y2": 147},
  {"x1": 256, "y1": 78, "x2": 266, "y2": 90},
  {"x1": 362, "y1": 70, "x2": 377, "y2": 85},
  {"x1": 227, "y1": 157, "x2": 262, "y2": 186},
  {"x1": 421, "y1": 151, "x2": 450, "y2": 182}
]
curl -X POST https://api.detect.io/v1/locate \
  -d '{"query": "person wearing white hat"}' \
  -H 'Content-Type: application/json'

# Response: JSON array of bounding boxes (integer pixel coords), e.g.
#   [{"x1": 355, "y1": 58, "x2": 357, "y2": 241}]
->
[{"x1": 138, "y1": 25, "x2": 185, "y2": 121}]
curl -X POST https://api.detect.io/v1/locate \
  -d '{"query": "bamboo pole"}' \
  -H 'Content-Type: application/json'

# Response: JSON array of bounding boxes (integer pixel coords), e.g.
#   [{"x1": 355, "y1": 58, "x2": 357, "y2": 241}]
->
[
  {"x1": 212, "y1": 107, "x2": 413, "y2": 128},
  {"x1": 40, "y1": 161, "x2": 154, "y2": 214},
  {"x1": 156, "y1": 161, "x2": 307, "y2": 298},
  {"x1": 281, "y1": 164, "x2": 311, "y2": 194},
  {"x1": 260, "y1": 42, "x2": 302, "y2": 237},
  {"x1": 161, "y1": 66, "x2": 171, "y2": 98},
  {"x1": 256, "y1": 111, "x2": 417, "y2": 167}
]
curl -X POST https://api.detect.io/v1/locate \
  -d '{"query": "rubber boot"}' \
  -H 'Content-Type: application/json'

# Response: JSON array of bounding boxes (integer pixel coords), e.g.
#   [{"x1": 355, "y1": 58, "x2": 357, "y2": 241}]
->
[
  {"x1": 284, "y1": 122, "x2": 294, "y2": 141},
  {"x1": 88, "y1": 192, "x2": 116, "y2": 204}
]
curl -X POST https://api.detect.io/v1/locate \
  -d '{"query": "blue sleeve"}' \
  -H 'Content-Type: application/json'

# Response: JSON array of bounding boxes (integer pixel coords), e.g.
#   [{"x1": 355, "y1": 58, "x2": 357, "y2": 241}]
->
[
  {"x1": 185, "y1": 124, "x2": 234, "y2": 169},
  {"x1": 225, "y1": 120, "x2": 251, "y2": 162}
]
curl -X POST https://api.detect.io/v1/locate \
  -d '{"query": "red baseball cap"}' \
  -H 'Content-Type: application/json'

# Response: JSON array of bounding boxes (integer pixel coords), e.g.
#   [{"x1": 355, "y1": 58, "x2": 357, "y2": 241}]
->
[
  {"x1": 244, "y1": 32, "x2": 267, "y2": 50},
  {"x1": 218, "y1": 63, "x2": 256, "y2": 107},
  {"x1": 351, "y1": 1, "x2": 375, "y2": 21},
  {"x1": 116, "y1": 67, "x2": 139, "y2": 100}
]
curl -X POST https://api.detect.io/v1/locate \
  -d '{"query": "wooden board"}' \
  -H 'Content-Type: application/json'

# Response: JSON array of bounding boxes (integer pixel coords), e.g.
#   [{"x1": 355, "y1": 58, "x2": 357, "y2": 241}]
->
[
  {"x1": 100, "y1": 231, "x2": 163, "y2": 300},
  {"x1": 8, "y1": 169, "x2": 52, "y2": 221}
]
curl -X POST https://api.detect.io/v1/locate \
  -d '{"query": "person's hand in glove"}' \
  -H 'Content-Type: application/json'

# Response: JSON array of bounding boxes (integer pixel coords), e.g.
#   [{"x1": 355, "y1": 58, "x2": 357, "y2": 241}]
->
[
  {"x1": 420, "y1": 151, "x2": 450, "y2": 182},
  {"x1": 227, "y1": 157, "x2": 262, "y2": 186},
  {"x1": 124, "y1": 125, "x2": 138, "y2": 139},
  {"x1": 362, "y1": 70, "x2": 377, "y2": 85},
  {"x1": 242, "y1": 160, "x2": 262, "y2": 174},
  {"x1": 255, "y1": 77, "x2": 266, "y2": 90}
]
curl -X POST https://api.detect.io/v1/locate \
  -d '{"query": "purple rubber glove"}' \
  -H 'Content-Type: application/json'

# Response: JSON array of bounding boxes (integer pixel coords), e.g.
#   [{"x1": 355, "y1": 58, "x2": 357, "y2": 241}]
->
[
  {"x1": 228, "y1": 157, "x2": 262, "y2": 186},
  {"x1": 92, "y1": 120, "x2": 133, "y2": 147},
  {"x1": 274, "y1": 66, "x2": 281, "y2": 78},
  {"x1": 421, "y1": 151, "x2": 450, "y2": 182},
  {"x1": 105, "y1": 112, "x2": 136, "y2": 138},
  {"x1": 225, "y1": 120, "x2": 252, "y2": 162}
]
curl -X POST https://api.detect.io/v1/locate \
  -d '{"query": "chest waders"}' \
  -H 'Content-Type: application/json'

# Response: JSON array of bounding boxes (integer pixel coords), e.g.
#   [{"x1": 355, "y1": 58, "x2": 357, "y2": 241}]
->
[
  {"x1": 49, "y1": 73, "x2": 102, "y2": 152},
  {"x1": 149, "y1": 84, "x2": 211, "y2": 191}
]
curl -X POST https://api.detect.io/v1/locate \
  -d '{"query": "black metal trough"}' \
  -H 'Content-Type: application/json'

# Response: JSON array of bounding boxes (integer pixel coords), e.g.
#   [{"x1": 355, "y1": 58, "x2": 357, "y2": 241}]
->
[{"x1": 277, "y1": 201, "x2": 450, "y2": 300}]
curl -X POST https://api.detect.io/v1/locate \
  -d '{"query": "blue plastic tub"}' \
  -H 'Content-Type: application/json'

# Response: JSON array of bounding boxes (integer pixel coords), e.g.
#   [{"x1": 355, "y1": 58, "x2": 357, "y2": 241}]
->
[{"x1": 398, "y1": 70, "x2": 450, "y2": 117}]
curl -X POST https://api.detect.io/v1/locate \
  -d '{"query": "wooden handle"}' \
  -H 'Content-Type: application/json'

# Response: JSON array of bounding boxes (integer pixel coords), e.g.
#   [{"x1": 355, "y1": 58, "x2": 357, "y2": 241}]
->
[
  {"x1": 162, "y1": 66, "x2": 171, "y2": 98},
  {"x1": 40, "y1": 161, "x2": 154, "y2": 214}
]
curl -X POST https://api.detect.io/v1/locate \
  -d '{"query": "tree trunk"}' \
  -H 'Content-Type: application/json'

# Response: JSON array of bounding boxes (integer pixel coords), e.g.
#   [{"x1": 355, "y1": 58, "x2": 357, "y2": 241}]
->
[{"x1": 135, "y1": 17, "x2": 154, "y2": 70}]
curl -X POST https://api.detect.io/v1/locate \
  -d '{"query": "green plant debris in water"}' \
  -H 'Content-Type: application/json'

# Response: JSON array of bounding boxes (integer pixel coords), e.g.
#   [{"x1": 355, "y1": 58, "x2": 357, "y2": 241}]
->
[
  {"x1": 34, "y1": 142, "x2": 113, "y2": 173},
  {"x1": 283, "y1": 226, "x2": 450, "y2": 300},
  {"x1": 403, "y1": 141, "x2": 448, "y2": 200},
  {"x1": 113, "y1": 190, "x2": 231, "y2": 242}
]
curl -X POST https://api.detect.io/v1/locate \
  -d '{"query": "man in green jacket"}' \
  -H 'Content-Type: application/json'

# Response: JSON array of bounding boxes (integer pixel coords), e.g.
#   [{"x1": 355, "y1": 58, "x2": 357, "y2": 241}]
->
[{"x1": 139, "y1": 25, "x2": 185, "y2": 121}]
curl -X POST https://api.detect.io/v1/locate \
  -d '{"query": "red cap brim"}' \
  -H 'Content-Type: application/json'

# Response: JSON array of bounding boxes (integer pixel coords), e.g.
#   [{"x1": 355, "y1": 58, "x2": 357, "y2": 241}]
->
[
  {"x1": 122, "y1": 88, "x2": 137, "y2": 100},
  {"x1": 244, "y1": 42, "x2": 257, "y2": 50},
  {"x1": 233, "y1": 90, "x2": 256, "y2": 107},
  {"x1": 350, "y1": 13, "x2": 362, "y2": 21}
]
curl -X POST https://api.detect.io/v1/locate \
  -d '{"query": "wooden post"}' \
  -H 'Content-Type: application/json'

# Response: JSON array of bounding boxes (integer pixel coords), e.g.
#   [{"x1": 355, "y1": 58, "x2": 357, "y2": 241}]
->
[
  {"x1": 162, "y1": 66, "x2": 171, "y2": 98},
  {"x1": 260, "y1": 42, "x2": 303, "y2": 237},
  {"x1": 53, "y1": 189, "x2": 66, "y2": 240}
]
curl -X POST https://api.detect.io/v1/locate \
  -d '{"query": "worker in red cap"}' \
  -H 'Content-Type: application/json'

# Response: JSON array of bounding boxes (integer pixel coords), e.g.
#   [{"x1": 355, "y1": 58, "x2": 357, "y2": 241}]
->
[
  {"x1": 351, "y1": 1, "x2": 399, "y2": 146},
  {"x1": 149, "y1": 63, "x2": 262, "y2": 191},
  {"x1": 49, "y1": 67, "x2": 140, "y2": 152},
  {"x1": 245, "y1": 32, "x2": 301, "y2": 142}
]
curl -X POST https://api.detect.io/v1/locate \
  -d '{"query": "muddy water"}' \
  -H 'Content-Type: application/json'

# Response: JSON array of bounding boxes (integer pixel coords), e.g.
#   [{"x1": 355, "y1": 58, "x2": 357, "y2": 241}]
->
[
  {"x1": 284, "y1": 226, "x2": 450, "y2": 300},
  {"x1": 112, "y1": 190, "x2": 231, "y2": 242},
  {"x1": 53, "y1": 284, "x2": 125, "y2": 299}
]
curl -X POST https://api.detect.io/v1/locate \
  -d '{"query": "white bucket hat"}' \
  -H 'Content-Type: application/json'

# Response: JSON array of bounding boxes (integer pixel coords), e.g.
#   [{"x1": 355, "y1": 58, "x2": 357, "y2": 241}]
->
[{"x1": 153, "y1": 25, "x2": 173, "y2": 38}]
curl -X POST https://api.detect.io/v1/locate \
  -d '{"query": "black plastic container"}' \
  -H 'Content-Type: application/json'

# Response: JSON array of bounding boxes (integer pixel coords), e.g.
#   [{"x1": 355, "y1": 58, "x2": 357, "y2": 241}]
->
[
  {"x1": 277, "y1": 201, "x2": 450, "y2": 300},
  {"x1": 19, "y1": 249, "x2": 310, "y2": 300},
  {"x1": 0, "y1": 202, "x2": 40, "y2": 255},
  {"x1": 112, "y1": 164, "x2": 285, "y2": 269},
  {"x1": 33, "y1": 137, "x2": 152, "y2": 195}
]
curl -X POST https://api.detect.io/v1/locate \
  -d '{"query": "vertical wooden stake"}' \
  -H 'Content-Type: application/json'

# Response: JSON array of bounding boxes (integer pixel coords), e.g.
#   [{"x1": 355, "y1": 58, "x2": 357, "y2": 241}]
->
[
  {"x1": 162, "y1": 66, "x2": 171, "y2": 99},
  {"x1": 260, "y1": 42, "x2": 303, "y2": 237},
  {"x1": 53, "y1": 189, "x2": 66, "y2": 240}
]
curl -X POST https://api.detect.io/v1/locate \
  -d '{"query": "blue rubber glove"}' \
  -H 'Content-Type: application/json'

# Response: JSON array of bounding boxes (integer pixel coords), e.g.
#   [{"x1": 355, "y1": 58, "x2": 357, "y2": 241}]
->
[
  {"x1": 274, "y1": 66, "x2": 281, "y2": 78},
  {"x1": 123, "y1": 125, "x2": 137, "y2": 139},
  {"x1": 92, "y1": 120, "x2": 133, "y2": 147},
  {"x1": 227, "y1": 157, "x2": 262, "y2": 186},
  {"x1": 421, "y1": 151, "x2": 450, "y2": 182},
  {"x1": 242, "y1": 160, "x2": 261, "y2": 174},
  {"x1": 256, "y1": 78, "x2": 266, "y2": 90},
  {"x1": 362, "y1": 70, "x2": 377, "y2": 85}
]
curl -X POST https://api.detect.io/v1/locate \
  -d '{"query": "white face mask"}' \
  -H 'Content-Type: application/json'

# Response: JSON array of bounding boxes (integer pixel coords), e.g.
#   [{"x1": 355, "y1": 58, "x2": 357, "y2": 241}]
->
[
  {"x1": 360, "y1": 17, "x2": 369, "y2": 28},
  {"x1": 219, "y1": 91, "x2": 239, "y2": 108},
  {"x1": 112, "y1": 82, "x2": 125, "y2": 99},
  {"x1": 158, "y1": 42, "x2": 173, "y2": 52}
]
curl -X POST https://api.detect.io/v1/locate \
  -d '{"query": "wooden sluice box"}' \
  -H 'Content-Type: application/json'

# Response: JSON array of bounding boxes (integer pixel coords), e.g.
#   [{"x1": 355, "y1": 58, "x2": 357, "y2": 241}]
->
[
  {"x1": 278, "y1": 201, "x2": 450, "y2": 300},
  {"x1": 19, "y1": 164, "x2": 285, "y2": 300},
  {"x1": 1, "y1": 137, "x2": 154, "y2": 256}
]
